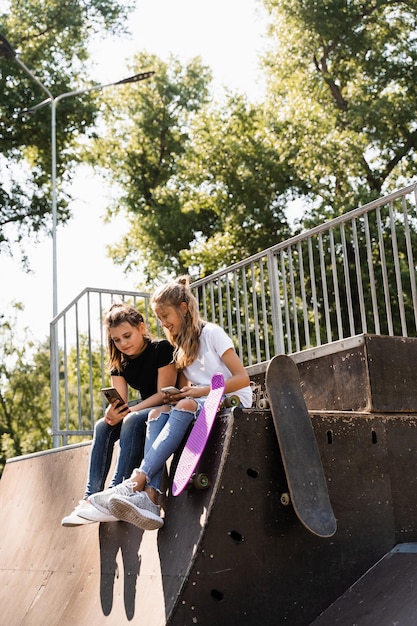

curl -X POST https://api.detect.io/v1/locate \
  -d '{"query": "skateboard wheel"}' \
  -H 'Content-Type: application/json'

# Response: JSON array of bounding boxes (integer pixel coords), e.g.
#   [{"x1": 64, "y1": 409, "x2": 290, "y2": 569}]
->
[
  {"x1": 280, "y1": 492, "x2": 290, "y2": 506},
  {"x1": 192, "y1": 473, "x2": 210, "y2": 490},
  {"x1": 259, "y1": 398, "x2": 270, "y2": 409},
  {"x1": 222, "y1": 395, "x2": 239, "y2": 408}
]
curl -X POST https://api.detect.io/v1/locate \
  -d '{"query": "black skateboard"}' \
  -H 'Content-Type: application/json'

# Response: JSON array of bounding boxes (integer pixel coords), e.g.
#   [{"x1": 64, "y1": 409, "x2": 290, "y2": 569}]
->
[{"x1": 265, "y1": 354, "x2": 337, "y2": 538}]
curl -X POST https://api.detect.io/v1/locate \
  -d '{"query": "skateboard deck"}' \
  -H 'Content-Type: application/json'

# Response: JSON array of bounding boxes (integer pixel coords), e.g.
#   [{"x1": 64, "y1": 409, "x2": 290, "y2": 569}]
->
[
  {"x1": 265, "y1": 354, "x2": 337, "y2": 538},
  {"x1": 172, "y1": 373, "x2": 225, "y2": 496}
]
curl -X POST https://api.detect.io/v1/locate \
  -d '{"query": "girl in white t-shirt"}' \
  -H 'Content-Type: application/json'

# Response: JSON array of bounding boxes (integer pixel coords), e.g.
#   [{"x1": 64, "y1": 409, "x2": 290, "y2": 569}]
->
[{"x1": 89, "y1": 276, "x2": 251, "y2": 530}]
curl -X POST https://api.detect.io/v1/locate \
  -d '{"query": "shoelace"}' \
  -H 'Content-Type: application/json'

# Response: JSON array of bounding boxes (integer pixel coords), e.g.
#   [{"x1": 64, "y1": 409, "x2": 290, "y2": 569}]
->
[{"x1": 118, "y1": 480, "x2": 137, "y2": 496}]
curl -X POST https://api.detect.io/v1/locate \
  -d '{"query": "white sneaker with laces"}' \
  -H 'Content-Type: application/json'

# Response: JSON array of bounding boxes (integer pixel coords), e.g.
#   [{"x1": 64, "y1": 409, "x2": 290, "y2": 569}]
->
[
  {"x1": 89, "y1": 479, "x2": 137, "y2": 514},
  {"x1": 77, "y1": 502, "x2": 118, "y2": 523},
  {"x1": 61, "y1": 501, "x2": 97, "y2": 527}
]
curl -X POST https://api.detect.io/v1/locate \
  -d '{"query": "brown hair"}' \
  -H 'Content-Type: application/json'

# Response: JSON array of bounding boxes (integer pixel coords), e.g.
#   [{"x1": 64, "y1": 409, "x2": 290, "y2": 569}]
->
[
  {"x1": 151, "y1": 276, "x2": 203, "y2": 369},
  {"x1": 105, "y1": 303, "x2": 150, "y2": 371}
]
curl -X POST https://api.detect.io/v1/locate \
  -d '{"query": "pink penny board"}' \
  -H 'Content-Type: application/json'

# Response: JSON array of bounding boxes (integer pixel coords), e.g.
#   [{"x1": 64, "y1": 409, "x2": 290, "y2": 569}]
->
[{"x1": 172, "y1": 373, "x2": 225, "y2": 496}]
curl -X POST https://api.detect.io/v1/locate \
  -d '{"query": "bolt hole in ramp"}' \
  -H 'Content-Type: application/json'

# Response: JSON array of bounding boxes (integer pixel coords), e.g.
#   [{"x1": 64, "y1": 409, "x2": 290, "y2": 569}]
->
[
  {"x1": 229, "y1": 530, "x2": 244, "y2": 543},
  {"x1": 211, "y1": 589, "x2": 224, "y2": 601}
]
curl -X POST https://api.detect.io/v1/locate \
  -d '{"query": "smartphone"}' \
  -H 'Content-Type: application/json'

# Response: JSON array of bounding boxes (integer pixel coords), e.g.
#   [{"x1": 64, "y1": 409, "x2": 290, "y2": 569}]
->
[
  {"x1": 161, "y1": 386, "x2": 181, "y2": 394},
  {"x1": 101, "y1": 387, "x2": 126, "y2": 406}
]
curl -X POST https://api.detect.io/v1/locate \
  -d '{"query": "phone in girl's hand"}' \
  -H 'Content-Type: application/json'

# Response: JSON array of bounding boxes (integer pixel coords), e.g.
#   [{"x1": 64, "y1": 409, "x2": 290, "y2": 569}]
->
[
  {"x1": 101, "y1": 387, "x2": 126, "y2": 406},
  {"x1": 161, "y1": 386, "x2": 181, "y2": 394}
]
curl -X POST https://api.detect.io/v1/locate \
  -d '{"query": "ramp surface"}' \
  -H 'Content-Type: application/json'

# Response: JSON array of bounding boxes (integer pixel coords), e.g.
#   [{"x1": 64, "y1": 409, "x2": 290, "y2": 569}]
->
[
  {"x1": 3, "y1": 405, "x2": 417, "y2": 625},
  {"x1": 0, "y1": 418, "x2": 235, "y2": 626},
  {"x1": 312, "y1": 543, "x2": 417, "y2": 625}
]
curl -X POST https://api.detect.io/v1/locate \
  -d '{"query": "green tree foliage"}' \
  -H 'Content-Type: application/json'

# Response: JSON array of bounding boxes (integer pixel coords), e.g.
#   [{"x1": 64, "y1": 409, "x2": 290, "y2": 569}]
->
[
  {"x1": 90, "y1": 54, "x2": 298, "y2": 280},
  {"x1": 0, "y1": 0, "x2": 134, "y2": 266},
  {"x1": 2, "y1": 0, "x2": 417, "y2": 286},
  {"x1": 179, "y1": 95, "x2": 298, "y2": 275},
  {"x1": 0, "y1": 305, "x2": 52, "y2": 474},
  {"x1": 88, "y1": 53, "x2": 215, "y2": 282},
  {"x1": 262, "y1": 0, "x2": 417, "y2": 222}
]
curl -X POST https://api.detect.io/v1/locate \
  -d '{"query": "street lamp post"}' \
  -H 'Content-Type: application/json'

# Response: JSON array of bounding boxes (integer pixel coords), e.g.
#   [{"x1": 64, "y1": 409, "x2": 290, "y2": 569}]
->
[
  {"x1": 26, "y1": 73, "x2": 154, "y2": 318},
  {"x1": 1, "y1": 32, "x2": 154, "y2": 448},
  {"x1": 0, "y1": 32, "x2": 153, "y2": 317}
]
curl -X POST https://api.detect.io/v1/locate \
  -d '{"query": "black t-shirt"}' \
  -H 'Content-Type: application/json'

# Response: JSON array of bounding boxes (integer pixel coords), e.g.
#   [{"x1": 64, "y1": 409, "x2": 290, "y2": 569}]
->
[{"x1": 111, "y1": 339, "x2": 174, "y2": 400}]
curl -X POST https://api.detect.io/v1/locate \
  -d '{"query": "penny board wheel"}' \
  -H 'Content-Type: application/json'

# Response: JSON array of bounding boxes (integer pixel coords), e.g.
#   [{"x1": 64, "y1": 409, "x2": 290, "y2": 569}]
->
[
  {"x1": 259, "y1": 398, "x2": 270, "y2": 409},
  {"x1": 222, "y1": 395, "x2": 240, "y2": 408},
  {"x1": 187, "y1": 473, "x2": 210, "y2": 490}
]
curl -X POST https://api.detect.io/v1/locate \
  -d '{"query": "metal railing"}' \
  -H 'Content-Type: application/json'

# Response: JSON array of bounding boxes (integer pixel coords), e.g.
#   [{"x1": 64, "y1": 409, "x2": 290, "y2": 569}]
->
[
  {"x1": 50, "y1": 288, "x2": 153, "y2": 447},
  {"x1": 51, "y1": 182, "x2": 417, "y2": 446}
]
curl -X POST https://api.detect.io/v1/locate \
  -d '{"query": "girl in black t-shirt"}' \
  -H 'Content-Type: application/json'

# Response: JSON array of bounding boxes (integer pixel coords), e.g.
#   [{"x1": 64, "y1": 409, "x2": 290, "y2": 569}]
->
[{"x1": 61, "y1": 303, "x2": 176, "y2": 527}]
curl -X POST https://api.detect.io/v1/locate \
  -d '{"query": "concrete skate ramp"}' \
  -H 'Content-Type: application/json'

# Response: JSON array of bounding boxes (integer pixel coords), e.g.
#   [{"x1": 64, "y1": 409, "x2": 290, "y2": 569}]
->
[
  {"x1": 0, "y1": 408, "x2": 267, "y2": 626},
  {"x1": 3, "y1": 402, "x2": 417, "y2": 625},
  {"x1": 0, "y1": 407, "x2": 333, "y2": 626}
]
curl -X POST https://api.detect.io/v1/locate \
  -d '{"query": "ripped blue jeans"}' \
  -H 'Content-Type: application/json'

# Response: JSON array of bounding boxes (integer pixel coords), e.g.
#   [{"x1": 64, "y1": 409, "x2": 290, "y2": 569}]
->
[{"x1": 136, "y1": 401, "x2": 204, "y2": 492}]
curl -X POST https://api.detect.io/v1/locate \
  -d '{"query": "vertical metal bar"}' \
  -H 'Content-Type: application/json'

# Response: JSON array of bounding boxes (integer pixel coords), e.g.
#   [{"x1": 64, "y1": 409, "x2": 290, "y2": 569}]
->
[
  {"x1": 217, "y1": 277, "x2": 224, "y2": 329},
  {"x1": 351, "y1": 217, "x2": 367, "y2": 333},
  {"x1": 288, "y1": 247, "x2": 300, "y2": 352},
  {"x1": 259, "y1": 258, "x2": 271, "y2": 361},
  {"x1": 242, "y1": 267, "x2": 252, "y2": 365},
  {"x1": 363, "y1": 212, "x2": 380, "y2": 334},
  {"x1": 99, "y1": 291, "x2": 106, "y2": 390},
  {"x1": 233, "y1": 270, "x2": 244, "y2": 361},
  {"x1": 308, "y1": 237, "x2": 321, "y2": 347},
  {"x1": 340, "y1": 223, "x2": 355, "y2": 336},
  {"x1": 50, "y1": 319, "x2": 60, "y2": 448},
  {"x1": 318, "y1": 233, "x2": 332, "y2": 343},
  {"x1": 280, "y1": 250, "x2": 291, "y2": 352},
  {"x1": 329, "y1": 228, "x2": 343, "y2": 340},
  {"x1": 75, "y1": 302, "x2": 82, "y2": 430},
  {"x1": 298, "y1": 240, "x2": 310, "y2": 349},
  {"x1": 376, "y1": 206, "x2": 394, "y2": 335},
  {"x1": 268, "y1": 249, "x2": 284, "y2": 355},
  {"x1": 209, "y1": 281, "x2": 216, "y2": 324},
  {"x1": 225, "y1": 274, "x2": 233, "y2": 339},
  {"x1": 202, "y1": 284, "x2": 208, "y2": 321},
  {"x1": 87, "y1": 291, "x2": 95, "y2": 430},
  {"x1": 389, "y1": 202, "x2": 407, "y2": 336},
  {"x1": 402, "y1": 195, "x2": 417, "y2": 332},
  {"x1": 251, "y1": 262, "x2": 261, "y2": 363},
  {"x1": 62, "y1": 315, "x2": 69, "y2": 446}
]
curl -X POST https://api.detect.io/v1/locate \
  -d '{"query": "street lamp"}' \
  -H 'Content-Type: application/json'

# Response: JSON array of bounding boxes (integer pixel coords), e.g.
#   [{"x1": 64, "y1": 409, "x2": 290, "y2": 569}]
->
[{"x1": 0, "y1": 32, "x2": 154, "y2": 317}]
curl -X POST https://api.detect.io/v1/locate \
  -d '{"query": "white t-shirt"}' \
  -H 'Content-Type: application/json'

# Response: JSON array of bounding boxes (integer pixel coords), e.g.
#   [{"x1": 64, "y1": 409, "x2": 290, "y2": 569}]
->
[{"x1": 182, "y1": 322, "x2": 252, "y2": 408}]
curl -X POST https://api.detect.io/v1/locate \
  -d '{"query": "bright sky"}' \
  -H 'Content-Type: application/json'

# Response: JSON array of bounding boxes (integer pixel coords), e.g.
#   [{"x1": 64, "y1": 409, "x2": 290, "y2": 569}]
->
[{"x1": 2, "y1": 0, "x2": 269, "y2": 341}]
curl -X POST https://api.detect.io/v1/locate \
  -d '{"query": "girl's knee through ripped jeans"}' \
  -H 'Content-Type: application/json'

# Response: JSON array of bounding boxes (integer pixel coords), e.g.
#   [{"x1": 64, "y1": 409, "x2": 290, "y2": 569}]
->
[{"x1": 138, "y1": 403, "x2": 201, "y2": 492}]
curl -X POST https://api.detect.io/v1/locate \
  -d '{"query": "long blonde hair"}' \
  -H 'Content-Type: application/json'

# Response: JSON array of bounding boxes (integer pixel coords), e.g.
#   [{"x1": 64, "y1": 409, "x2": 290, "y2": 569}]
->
[{"x1": 151, "y1": 276, "x2": 203, "y2": 369}]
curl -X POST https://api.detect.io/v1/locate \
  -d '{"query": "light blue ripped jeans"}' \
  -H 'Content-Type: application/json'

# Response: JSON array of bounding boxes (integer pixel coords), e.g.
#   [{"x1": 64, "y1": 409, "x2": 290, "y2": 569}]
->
[{"x1": 135, "y1": 399, "x2": 205, "y2": 492}]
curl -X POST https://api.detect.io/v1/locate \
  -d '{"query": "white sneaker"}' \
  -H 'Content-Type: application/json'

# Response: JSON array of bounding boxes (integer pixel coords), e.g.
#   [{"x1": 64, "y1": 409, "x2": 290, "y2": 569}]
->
[
  {"x1": 77, "y1": 502, "x2": 118, "y2": 523},
  {"x1": 89, "y1": 479, "x2": 137, "y2": 514},
  {"x1": 61, "y1": 501, "x2": 97, "y2": 527}
]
